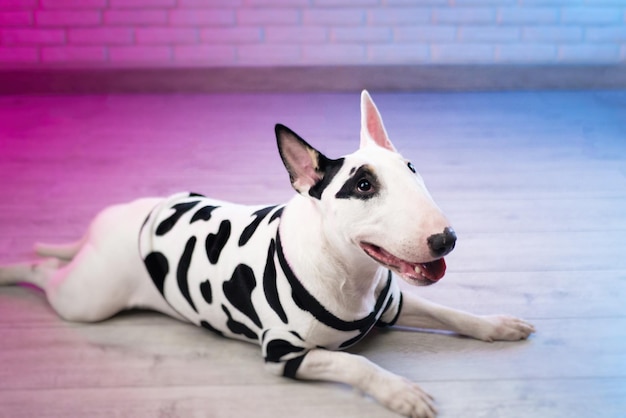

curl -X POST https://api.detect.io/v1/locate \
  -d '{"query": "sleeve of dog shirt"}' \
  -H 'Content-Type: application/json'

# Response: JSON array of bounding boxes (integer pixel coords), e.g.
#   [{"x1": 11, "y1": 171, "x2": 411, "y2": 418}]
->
[{"x1": 261, "y1": 329, "x2": 309, "y2": 379}]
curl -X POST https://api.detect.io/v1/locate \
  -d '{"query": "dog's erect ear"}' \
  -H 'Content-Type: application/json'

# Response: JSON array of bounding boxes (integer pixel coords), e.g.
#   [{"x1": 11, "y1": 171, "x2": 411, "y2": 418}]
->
[
  {"x1": 275, "y1": 124, "x2": 343, "y2": 199},
  {"x1": 360, "y1": 90, "x2": 396, "y2": 152}
]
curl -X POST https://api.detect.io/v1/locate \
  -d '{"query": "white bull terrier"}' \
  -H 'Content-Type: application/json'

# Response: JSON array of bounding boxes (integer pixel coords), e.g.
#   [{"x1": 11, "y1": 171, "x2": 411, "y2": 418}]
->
[{"x1": 0, "y1": 91, "x2": 534, "y2": 418}]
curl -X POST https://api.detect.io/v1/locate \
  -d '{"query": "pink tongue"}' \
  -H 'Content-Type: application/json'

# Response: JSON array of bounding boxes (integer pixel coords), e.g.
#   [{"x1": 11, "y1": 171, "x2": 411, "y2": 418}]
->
[
  {"x1": 401, "y1": 258, "x2": 446, "y2": 282},
  {"x1": 423, "y1": 258, "x2": 446, "y2": 281},
  {"x1": 361, "y1": 243, "x2": 447, "y2": 282}
]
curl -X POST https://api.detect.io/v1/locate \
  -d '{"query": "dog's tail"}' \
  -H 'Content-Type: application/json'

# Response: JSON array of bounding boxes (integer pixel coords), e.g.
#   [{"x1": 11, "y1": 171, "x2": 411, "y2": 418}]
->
[{"x1": 34, "y1": 239, "x2": 83, "y2": 261}]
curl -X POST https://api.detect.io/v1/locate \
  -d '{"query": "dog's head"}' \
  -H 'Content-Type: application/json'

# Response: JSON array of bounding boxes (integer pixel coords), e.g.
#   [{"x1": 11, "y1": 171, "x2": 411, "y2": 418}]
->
[{"x1": 276, "y1": 90, "x2": 455, "y2": 286}]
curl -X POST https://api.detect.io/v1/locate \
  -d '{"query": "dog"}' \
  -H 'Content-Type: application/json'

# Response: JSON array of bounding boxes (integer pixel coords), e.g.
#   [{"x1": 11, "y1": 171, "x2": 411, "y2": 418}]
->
[{"x1": 0, "y1": 91, "x2": 534, "y2": 418}]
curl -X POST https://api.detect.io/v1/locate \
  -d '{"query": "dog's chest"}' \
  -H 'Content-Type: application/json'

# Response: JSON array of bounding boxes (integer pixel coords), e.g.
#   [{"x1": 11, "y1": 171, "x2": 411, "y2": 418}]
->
[{"x1": 138, "y1": 192, "x2": 402, "y2": 358}]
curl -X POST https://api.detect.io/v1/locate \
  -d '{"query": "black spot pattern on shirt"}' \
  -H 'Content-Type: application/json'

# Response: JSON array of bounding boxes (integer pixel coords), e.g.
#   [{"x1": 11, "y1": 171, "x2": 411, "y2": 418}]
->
[
  {"x1": 239, "y1": 206, "x2": 277, "y2": 247},
  {"x1": 156, "y1": 200, "x2": 200, "y2": 236},
  {"x1": 199, "y1": 279, "x2": 212, "y2": 304},
  {"x1": 263, "y1": 239, "x2": 288, "y2": 324},
  {"x1": 144, "y1": 252, "x2": 168, "y2": 295},
  {"x1": 222, "y1": 305, "x2": 258, "y2": 341},
  {"x1": 190, "y1": 205, "x2": 218, "y2": 224},
  {"x1": 269, "y1": 206, "x2": 284, "y2": 224},
  {"x1": 177, "y1": 236, "x2": 198, "y2": 313},
  {"x1": 223, "y1": 264, "x2": 262, "y2": 328},
  {"x1": 205, "y1": 220, "x2": 231, "y2": 264},
  {"x1": 265, "y1": 339, "x2": 305, "y2": 363}
]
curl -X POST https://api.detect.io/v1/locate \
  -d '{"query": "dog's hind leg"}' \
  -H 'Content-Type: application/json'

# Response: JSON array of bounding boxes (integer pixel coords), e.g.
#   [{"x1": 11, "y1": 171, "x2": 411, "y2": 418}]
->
[
  {"x1": 0, "y1": 250, "x2": 133, "y2": 322},
  {"x1": 0, "y1": 239, "x2": 86, "y2": 289},
  {"x1": 1, "y1": 198, "x2": 185, "y2": 323},
  {"x1": 0, "y1": 258, "x2": 64, "y2": 289}
]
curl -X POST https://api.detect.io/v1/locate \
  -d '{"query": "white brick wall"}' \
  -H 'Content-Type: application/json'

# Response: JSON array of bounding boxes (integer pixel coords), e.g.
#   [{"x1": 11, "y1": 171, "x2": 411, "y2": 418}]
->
[{"x1": 0, "y1": 0, "x2": 624, "y2": 68}]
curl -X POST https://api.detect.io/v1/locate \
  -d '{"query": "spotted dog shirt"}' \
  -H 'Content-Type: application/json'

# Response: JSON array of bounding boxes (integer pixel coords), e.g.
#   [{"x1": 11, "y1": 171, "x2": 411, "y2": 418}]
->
[{"x1": 139, "y1": 192, "x2": 403, "y2": 377}]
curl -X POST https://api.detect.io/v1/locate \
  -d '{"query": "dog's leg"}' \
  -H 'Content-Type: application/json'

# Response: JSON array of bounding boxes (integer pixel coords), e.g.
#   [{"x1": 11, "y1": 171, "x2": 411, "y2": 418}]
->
[
  {"x1": 0, "y1": 236, "x2": 84, "y2": 289},
  {"x1": 396, "y1": 291, "x2": 535, "y2": 342},
  {"x1": 0, "y1": 250, "x2": 135, "y2": 322},
  {"x1": 0, "y1": 199, "x2": 185, "y2": 323},
  {"x1": 290, "y1": 349, "x2": 437, "y2": 418},
  {"x1": 0, "y1": 258, "x2": 63, "y2": 288}
]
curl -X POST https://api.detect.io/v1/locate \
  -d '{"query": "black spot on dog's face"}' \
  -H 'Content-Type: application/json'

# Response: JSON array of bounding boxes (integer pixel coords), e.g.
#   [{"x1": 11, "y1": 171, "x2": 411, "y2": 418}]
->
[
  {"x1": 335, "y1": 165, "x2": 380, "y2": 200},
  {"x1": 308, "y1": 157, "x2": 345, "y2": 200}
]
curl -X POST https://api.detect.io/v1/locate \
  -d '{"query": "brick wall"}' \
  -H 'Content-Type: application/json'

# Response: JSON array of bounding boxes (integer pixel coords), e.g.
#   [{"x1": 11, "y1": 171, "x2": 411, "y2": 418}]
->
[{"x1": 0, "y1": 0, "x2": 624, "y2": 68}]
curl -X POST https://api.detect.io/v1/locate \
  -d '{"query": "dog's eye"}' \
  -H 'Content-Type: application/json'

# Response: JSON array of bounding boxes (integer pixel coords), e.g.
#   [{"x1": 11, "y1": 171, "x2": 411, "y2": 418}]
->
[
  {"x1": 357, "y1": 179, "x2": 372, "y2": 192},
  {"x1": 407, "y1": 162, "x2": 416, "y2": 173}
]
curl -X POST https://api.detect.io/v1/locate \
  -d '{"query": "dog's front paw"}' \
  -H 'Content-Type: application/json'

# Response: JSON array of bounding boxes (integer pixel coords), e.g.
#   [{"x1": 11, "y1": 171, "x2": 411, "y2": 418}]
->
[
  {"x1": 473, "y1": 314, "x2": 536, "y2": 342},
  {"x1": 369, "y1": 371, "x2": 437, "y2": 418}
]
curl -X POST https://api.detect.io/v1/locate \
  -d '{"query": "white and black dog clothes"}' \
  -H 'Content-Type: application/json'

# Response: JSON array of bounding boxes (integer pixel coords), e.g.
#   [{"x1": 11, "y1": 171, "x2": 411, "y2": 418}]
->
[{"x1": 139, "y1": 192, "x2": 403, "y2": 377}]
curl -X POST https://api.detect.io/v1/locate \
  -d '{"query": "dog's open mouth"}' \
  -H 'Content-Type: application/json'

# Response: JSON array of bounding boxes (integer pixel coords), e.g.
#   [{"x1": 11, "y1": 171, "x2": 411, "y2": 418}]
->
[{"x1": 360, "y1": 242, "x2": 446, "y2": 285}]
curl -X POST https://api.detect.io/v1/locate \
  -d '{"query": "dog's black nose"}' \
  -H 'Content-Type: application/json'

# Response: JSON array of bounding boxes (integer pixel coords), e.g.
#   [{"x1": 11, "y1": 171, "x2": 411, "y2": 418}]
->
[{"x1": 427, "y1": 227, "x2": 457, "y2": 257}]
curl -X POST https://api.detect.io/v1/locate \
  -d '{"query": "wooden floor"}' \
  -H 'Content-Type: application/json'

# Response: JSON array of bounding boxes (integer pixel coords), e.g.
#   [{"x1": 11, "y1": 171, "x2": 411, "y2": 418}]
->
[{"x1": 1, "y1": 91, "x2": 625, "y2": 417}]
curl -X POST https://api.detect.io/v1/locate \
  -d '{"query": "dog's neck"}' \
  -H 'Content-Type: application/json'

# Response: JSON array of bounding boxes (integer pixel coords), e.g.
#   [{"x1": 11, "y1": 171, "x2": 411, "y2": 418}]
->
[{"x1": 279, "y1": 194, "x2": 387, "y2": 318}]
